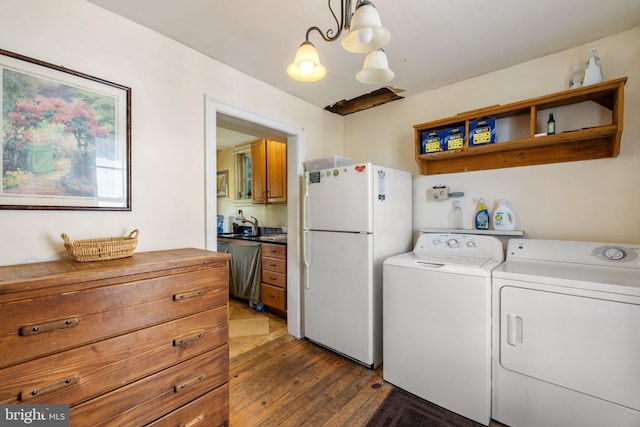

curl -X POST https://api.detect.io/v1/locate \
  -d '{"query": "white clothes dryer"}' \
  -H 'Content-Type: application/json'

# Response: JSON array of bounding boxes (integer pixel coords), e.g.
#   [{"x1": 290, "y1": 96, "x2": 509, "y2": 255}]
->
[
  {"x1": 383, "y1": 233, "x2": 504, "y2": 426},
  {"x1": 492, "y1": 238, "x2": 640, "y2": 427}
]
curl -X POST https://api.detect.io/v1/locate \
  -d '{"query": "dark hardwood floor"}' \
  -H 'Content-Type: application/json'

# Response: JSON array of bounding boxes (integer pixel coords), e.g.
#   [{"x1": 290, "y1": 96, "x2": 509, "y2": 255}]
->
[
  {"x1": 229, "y1": 334, "x2": 392, "y2": 426},
  {"x1": 227, "y1": 300, "x2": 506, "y2": 427}
]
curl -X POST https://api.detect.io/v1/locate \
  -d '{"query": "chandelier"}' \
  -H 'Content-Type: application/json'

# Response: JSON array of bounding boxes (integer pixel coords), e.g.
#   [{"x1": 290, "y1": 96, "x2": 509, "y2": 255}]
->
[{"x1": 287, "y1": 0, "x2": 393, "y2": 85}]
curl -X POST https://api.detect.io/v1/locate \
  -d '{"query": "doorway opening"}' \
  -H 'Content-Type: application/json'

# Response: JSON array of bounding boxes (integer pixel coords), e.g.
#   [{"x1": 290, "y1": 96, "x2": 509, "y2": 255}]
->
[{"x1": 205, "y1": 97, "x2": 303, "y2": 339}]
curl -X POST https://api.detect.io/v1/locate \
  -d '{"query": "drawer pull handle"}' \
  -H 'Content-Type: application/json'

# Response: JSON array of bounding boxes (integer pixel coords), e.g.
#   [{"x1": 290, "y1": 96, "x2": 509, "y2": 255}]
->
[
  {"x1": 269, "y1": 263, "x2": 277, "y2": 267},
  {"x1": 269, "y1": 276, "x2": 278, "y2": 281},
  {"x1": 173, "y1": 331, "x2": 204, "y2": 346},
  {"x1": 174, "y1": 373, "x2": 206, "y2": 393},
  {"x1": 20, "y1": 374, "x2": 79, "y2": 401},
  {"x1": 20, "y1": 317, "x2": 79, "y2": 336},
  {"x1": 179, "y1": 413, "x2": 205, "y2": 427},
  {"x1": 173, "y1": 289, "x2": 205, "y2": 301}
]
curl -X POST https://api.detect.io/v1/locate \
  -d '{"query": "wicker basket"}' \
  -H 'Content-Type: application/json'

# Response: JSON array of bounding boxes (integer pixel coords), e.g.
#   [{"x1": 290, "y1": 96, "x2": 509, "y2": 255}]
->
[{"x1": 61, "y1": 229, "x2": 139, "y2": 262}]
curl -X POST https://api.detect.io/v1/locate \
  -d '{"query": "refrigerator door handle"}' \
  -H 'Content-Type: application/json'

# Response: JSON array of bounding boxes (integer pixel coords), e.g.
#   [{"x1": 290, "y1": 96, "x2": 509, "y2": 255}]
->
[
  {"x1": 303, "y1": 230, "x2": 310, "y2": 289},
  {"x1": 303, "y1": 191, "x2": 309, "y2": 230}
]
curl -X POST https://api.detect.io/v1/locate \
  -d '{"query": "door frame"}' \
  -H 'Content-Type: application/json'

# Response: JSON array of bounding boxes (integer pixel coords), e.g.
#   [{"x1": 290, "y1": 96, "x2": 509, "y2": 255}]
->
[{"x1": 204, "y1": 96, "x2": 304, "y2": 338}]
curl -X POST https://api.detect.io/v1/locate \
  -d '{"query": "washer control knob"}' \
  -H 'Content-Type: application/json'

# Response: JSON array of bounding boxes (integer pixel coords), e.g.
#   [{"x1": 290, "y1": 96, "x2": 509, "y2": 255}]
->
[
  {"x1": 466, "y1": 240, "x2": 477, "y2": 248},
  {"x1": 447, "y1": 239, "x2": 458, "y2": 248},
  {"x1": 432, "y1": 239, "x2": 441, "y2": 246}
]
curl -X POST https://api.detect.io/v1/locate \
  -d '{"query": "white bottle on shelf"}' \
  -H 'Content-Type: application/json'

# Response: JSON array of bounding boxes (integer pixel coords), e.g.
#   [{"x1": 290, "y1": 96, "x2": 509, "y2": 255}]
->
[
  {"x1": 492, "y1": 199, "x2": 517, "y2": 231},
  {"x1": 568, "y1": 60, "x2": 584, "y2": 89},
  {"x1": 583, "y1": 48, "x2": 603, "y2": 86}
]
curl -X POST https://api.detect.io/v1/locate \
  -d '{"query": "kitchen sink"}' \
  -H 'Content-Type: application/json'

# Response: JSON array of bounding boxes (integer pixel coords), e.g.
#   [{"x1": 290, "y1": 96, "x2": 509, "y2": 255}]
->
[
  {"x1": 257, "y1": 234, "x2": 288, "y2": 242},
  {"x1": 218, "y1": 232, "x2": 287, "y2": 242}
]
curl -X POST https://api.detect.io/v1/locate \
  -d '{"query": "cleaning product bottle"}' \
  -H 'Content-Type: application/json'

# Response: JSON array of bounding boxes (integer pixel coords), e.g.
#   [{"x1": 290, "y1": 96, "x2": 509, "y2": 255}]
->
[
  {"x1": 451, "y1": 201, "x2": 463, "y2": 229},
  {"x1": 547, "y1": 113, "x2": 556, "y2": 135},
  {"x1": 475, "y1": 198, "x2": 490, "y2": 230},
  {"x1": 493, "y1": 199, "x2": 517, "y2": 231},
  {"x1": 583, "y1": 48, "x2": 603, "y2": 86},
  {"x1": 568, "y1": 60, "x2": 584, "y2": 89}
]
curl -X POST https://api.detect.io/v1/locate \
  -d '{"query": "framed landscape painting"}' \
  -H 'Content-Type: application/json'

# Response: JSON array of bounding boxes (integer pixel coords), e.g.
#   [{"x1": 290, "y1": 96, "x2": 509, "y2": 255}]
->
[
  {"x1": 0, "y1": 49, "x2": 131, "y2": 210},
  {"x1": 217, "y1": 170, "x2": 228, "y2": 198}
]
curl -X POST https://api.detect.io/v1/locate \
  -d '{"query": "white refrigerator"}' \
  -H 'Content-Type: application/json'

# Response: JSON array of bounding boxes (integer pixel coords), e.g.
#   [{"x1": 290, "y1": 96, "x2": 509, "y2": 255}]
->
[{"x1": 303, "y1": 162, "x2": 412, "y2": 368}]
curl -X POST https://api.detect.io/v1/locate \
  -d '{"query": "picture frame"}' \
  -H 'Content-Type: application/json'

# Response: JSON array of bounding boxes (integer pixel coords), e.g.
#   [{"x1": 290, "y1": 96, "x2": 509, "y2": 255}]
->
[
  {"x1": 217, "y1": 170, "x2": 228, "y2": 198},
  {"x1": 0, "y1": 49, "x2": 131, "y2": 210}
]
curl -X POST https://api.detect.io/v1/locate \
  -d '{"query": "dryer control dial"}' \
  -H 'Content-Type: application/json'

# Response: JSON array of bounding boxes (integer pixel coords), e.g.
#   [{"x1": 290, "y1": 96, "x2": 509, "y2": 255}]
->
[
  {"x1": 592, "y1": 245, "x2": 638, "y2": 262},
  {"x1": 447, "y1": 238, "x2": 459, "y2": 248},
  {"x1": 604, "y1": 247, "x2": 626, "y2": 260},
  {"x1": 466, "y1": 240, "x2": 477, "y2": 248}
]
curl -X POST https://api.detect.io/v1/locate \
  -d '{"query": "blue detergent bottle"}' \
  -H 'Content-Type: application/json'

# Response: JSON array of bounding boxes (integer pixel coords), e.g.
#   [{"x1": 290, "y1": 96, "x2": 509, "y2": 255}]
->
[{"x1": 475, "y1": 198, "x2": 490, "y2": 230}]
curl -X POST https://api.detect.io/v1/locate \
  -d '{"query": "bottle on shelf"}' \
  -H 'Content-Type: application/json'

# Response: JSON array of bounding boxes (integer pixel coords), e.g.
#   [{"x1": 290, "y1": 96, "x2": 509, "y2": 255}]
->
[
  {"x1": 547, "y1": 113, "x2": 556, "y2": 135},
  {"x1": 451, "y1": 201, "x2": 463, "y2": 229},
  {"x1": 568, "y1": 60, "x2": 584, "y2": 89},
  {"x1": 493, "y1": 199, "x2": 517, "y2": 231},
  {"x1": 475, "y1": 198, "x2": 490, "y2": 230},
  {"x1": 583, "y1": 48, "x2": 603, "y2": 86}
]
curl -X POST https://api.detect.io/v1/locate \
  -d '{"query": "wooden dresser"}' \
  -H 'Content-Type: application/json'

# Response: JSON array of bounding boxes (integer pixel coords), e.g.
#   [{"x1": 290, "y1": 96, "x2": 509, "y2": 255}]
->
[
  {"x1": 0, "y1": 248, "x2": 231, "y2": 427},
  {"x1": 260, "y1": 243, "x2": 287, "y2": 316}
]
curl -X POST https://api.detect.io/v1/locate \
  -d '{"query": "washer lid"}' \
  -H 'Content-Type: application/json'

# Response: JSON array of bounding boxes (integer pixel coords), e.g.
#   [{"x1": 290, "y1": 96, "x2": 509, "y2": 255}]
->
[
  {"x1": 415, "y1": 253, "x2": 491, "y2": 268},
  {"x1": 384, "y1": 251, "x2": 501, "y2": 277}
]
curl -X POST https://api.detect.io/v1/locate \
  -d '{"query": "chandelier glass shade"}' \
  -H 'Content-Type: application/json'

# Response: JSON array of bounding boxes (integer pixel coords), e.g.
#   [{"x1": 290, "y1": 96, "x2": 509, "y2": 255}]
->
[
  {"x1": 341, "y1": 2, "x2": 390, "y2": 53},
  {"x1": 356, "y1": 49, "x2": 394, "y2": 84},
  {"x1": 287, "y1": 0, "x2": 393, "y2": 84},
  {"x1": 287, "y1": 41, "x2": 327, "y2": 82}
]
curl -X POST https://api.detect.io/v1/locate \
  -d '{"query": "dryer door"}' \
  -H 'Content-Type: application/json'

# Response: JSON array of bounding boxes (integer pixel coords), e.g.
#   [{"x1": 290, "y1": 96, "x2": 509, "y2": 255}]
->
[{"x1": 498, "y1": 282, "x2": 640, "y2": 411}]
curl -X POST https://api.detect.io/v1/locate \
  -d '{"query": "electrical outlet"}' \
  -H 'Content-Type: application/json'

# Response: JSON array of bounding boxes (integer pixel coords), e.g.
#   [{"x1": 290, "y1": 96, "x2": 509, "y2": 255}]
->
[{"x1": 430, "y1": 186, "x2": 449, "y2": 200}]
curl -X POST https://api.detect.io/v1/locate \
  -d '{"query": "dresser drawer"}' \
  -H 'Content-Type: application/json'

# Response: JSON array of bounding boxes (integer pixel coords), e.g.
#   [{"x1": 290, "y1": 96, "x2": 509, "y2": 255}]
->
[
  {"x1": 0, "y1": 306, "x2": 227, "y2": 406},
  {"x1": 147, "y1": 385, "x2": 228, "y2": 427},
  {"x1": 0, "y1": 266, "x2": 228, "y2": 368},
  {"x1": 262, "y1": 257, "x2": 286, "y2": 274},
  {"x1": 261, "y1": 244, "x2": 286, "y2": 259},
  {"x1": 261, "y1": 283, "x2": 286, "y2": 311},
  {"x1": 262, "y1": 270, "x2": 286, "y2": 288},
  {"x1": 70, "y1": 345, "x2": 228, "y2": 426}
]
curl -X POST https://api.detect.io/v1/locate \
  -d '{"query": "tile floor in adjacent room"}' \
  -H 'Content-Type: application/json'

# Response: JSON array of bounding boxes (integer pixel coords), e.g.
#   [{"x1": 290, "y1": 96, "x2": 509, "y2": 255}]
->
[{"x1": 228, "y1": 297, "x2": 288, "y2": 359}]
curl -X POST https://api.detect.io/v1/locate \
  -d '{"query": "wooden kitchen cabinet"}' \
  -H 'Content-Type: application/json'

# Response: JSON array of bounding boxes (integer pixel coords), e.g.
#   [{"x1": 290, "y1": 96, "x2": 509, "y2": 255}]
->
[
  {"x1": 252, "y1": 138, "x2": 287, "y2": 203},
  {"x1": 0, "y1": 248, "x2": 231, "y2": 427},
  {"x1": 260, "y1": 243, "x2": 287, "y2": 316},
  {"x1": 414, "y1": 77, "x2": 626, "y2": 175}
]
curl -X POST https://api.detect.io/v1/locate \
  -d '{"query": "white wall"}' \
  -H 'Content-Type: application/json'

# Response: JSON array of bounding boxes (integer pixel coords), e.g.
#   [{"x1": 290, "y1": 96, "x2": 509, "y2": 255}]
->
[
  {"x1": 344, "y1": 27, "x2": 640, "y2": 244},
  {"x1": 1, "y1": 1, "x2": 638, "y2": 267},
  {"x1": 0, "y1": 0, "x2": 343, "y2": 265}
]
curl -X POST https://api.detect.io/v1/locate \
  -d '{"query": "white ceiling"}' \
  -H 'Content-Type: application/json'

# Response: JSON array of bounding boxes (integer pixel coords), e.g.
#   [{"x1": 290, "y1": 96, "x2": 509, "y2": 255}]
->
[{"x1": 86, "y1": 0, "x2": 639, "y2": 112}]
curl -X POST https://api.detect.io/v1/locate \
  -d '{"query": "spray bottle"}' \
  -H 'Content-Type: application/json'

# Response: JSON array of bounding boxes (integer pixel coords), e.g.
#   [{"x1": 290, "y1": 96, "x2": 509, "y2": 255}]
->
[{"x1": 451, "y1": 201, "x2": 463, "y2": 229}]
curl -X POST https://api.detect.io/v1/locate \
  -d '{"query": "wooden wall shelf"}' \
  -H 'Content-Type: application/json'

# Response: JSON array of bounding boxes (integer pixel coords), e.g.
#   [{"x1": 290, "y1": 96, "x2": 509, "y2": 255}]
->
[{"x1": 414, "y1": 77, "x2": 627, "y2": 175}]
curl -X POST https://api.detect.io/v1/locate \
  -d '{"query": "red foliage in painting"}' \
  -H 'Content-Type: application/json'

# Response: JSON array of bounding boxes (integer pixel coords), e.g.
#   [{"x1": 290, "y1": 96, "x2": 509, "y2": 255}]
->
[{"x1": 8, "y1": 95, "x2": 107, "y2": 144}]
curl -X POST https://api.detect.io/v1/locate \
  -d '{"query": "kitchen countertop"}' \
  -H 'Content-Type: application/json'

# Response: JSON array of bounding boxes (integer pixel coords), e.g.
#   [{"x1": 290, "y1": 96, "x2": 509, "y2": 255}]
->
[{"x1": 217, "y1": 233, "x2": 288, "y2": 245}]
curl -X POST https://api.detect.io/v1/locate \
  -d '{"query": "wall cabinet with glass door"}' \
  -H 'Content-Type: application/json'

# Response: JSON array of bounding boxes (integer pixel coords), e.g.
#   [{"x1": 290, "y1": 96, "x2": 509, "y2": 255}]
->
[
  {"x1": 413, "y1": 77, "x2": 626, "y2": 175},
  {"x1": 251, "y1": 139, "x2": 287, "y2": 204}
]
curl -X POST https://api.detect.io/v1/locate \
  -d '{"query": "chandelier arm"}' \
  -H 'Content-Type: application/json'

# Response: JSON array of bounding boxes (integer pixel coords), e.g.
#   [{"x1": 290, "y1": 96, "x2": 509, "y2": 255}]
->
[{"x1": 304, "y1": 0, "x2": 353, "y2": 43}]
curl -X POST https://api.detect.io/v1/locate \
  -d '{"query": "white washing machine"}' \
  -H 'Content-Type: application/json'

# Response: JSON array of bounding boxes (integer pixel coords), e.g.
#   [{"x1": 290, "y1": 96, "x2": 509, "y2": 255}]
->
[
  {"x1": 492, "y1": 238, "x2": 640, "y2": 427},
  {"x1": 383, "y1": 232, "x2": 504, "y2": 426}
]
